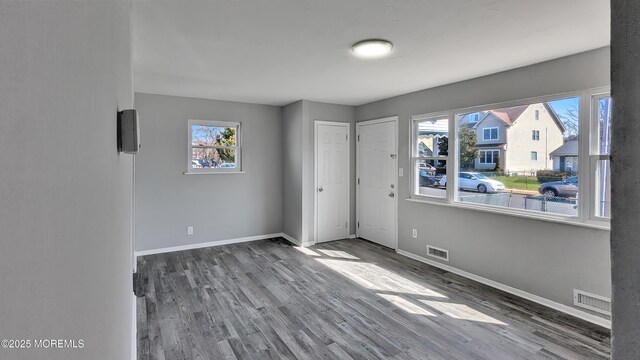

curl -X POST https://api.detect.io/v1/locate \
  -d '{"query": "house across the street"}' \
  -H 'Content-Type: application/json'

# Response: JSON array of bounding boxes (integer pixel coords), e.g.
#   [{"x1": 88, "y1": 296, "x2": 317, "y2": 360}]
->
[{"x1": 463, "y1": 103, "x2": 565, "y2": 173}]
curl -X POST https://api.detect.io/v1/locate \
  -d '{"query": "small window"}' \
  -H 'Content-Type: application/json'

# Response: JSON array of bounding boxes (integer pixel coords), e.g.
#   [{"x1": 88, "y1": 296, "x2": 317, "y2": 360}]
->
[
  {"x1": 412, "y1": 116, "x2": 449, "y2": 199},
  {"x1": 532, "y1": 130, "x2": 540, "y2": 141},
  {"x1": 535, "y1": 110, "x2": 540, "y2": 120},
  {"x1": 592, "y1": 95, "x2": 612, "y2": 218},
  {"x1": 531, "y1": 151, "x2": 538, "y2": 161},
  {"x1": 188, "y1": 120, "x2": 241, "y2": 173},
  {"x1": 482, "y1": 127, "x2": 499, "y2": 141}
]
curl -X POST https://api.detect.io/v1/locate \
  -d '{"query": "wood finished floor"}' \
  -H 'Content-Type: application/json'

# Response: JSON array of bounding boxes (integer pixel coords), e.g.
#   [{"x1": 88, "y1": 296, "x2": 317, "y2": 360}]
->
[{"x1": 135, "y1": 238, "x2": 610, "y2": 360}]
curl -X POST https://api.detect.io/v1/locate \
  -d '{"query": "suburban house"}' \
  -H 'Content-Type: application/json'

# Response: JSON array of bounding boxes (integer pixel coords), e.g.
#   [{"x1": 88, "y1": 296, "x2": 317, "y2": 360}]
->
[
  {"x1": 467, "y1": 103, "x2": 565, "y2": 173},
  {"x1": 550, "y1": 136, "x2": 579, "y2": 174}
]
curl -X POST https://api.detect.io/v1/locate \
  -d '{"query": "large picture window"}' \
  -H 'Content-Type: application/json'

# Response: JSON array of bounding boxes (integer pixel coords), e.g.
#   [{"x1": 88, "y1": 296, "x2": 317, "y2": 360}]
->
[
  {"x1": 455, "y1": 96, "x2": 579, "y2": 216},
  {"x1": 410, "y1": 88, "x2": 610, "y2": 228},
  {"x1": 187, "y1": 120, "x2": 241, "y2": 173}
]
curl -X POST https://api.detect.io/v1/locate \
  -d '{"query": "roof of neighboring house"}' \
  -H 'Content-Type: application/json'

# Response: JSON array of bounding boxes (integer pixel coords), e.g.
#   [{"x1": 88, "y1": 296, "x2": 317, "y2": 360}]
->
[
  {"x1": 549, "y1": 139, "x2": 578, "y2": 157},
  {"x1": 487, "y1": 105, "x2": 529, "y2": 126},
  {"x1": 474, "y1": 143, "x2": 506, "y2": 148},
  {"x1": 472, "y1": 103, "x2": 565, "y2": 133},
  {"x1": 417, "y1": 118, "x2": 449, "y2": 138}
]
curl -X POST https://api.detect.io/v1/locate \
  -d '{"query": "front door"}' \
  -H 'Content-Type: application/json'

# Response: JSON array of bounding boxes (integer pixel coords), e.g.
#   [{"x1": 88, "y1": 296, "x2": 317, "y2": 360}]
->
[
  {"x1": 316, "y1": 122, "x2": 350, "y2": 243},
  {"x1": 357, "y1": 118, "x2": 397, "y2": 249}
]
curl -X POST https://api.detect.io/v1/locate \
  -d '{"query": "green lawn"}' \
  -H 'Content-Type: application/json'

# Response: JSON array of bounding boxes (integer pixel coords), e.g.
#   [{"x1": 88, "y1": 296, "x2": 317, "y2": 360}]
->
[{"x1": 492, "y1": 176, "x2": 540, "y2": 191}]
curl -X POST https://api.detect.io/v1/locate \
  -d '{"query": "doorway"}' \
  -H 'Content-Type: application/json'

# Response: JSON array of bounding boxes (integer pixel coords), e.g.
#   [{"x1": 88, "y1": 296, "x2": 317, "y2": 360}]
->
[
  {"x1": 356, "y1": 117, "x2": 398, "y2": 249},
  {"x1": 315, "y1": 121, "x2": 350, "y2": 243}
]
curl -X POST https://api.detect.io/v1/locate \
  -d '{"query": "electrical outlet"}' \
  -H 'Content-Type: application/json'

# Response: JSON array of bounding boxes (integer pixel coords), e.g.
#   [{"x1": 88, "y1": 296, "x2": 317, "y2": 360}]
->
[
  {"x1": 399, "y1": 168, "x2": 404, "y2": 177},
  {"x1": 187, "y1": 226, "x2": 194, "y2": 235},
  {"x1": 412, "y1": 228, "x2": 418, "y2": 238}
]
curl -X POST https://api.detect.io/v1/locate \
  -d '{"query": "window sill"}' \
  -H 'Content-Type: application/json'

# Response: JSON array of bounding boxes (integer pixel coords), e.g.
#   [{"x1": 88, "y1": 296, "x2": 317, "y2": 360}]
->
[
  {"x1": 406, "y1": 197, "x2": 610, "y2": 231},
  {"x1": 183, "y1": 171, "x2": 245, "y2": 175}
]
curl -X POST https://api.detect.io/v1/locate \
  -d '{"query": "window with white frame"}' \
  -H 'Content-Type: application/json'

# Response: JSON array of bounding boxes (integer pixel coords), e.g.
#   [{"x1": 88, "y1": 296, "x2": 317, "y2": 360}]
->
[
  {"x1": 482, "y1": 127, "x2": 499, "y2": 141},
  {"x1": 411, "y1": 89, "x2": 610, "y2": 227},
  {"x1": 592, "y1": 95, "x2": 612, "y2": 218},
  {"x1": 187, "y1": 120, "x2": 241, "y2": 173},
  {"x1": 532, "y1": 130, "x2": 540, "y2": 141},
  {"x1": 456, "y1": 96, "x2": 579, "y2": 216},
  {"x1": 479, "y1": 150, "x2": 499, "y2": 164},
  {"x1": 411, "y1": 115, "x2": 449, "y2": 199}
]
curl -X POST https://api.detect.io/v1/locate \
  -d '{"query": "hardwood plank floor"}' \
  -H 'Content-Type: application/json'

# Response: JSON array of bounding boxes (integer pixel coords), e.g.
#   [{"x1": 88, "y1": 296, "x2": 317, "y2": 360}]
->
[{"x1": 135, "y1": 238, "x2": 610, "y2": 360}]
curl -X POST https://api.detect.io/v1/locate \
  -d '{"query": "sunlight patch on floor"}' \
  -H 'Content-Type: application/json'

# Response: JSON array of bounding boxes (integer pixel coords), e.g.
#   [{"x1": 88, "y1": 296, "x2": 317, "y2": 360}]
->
[
  {"x1": 378, "y1": 294, "x2": 437, "y2": 317},
  {"x1": 294, "y1": 247, "x2": 321, "y2": 256},
  {"x1": 420, "y1": 300, "x2": 507, "y2": 325},
  {"x1": 316, "y1": 249, "x2": 360, "y2": 260},
  {"x1": 314, "y1": 258, "x2": 448, "y2": 299}
]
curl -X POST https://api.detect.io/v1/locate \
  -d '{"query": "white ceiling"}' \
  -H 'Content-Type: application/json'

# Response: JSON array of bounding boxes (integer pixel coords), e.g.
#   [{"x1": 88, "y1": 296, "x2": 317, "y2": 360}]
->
[{"x1": 132, "y1": 0, "x2": 610, "y2": 106}]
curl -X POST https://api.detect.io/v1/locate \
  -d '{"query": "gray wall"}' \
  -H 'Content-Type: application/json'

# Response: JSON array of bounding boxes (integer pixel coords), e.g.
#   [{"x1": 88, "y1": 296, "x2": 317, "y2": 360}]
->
[
  {"x1": 355, "y1": 47, "x2": 611, "y2": 316},
  {"x1": 611, "y1": 0, "x2": 640, "y2": 357},
  {"x1": 0, "y1": 2, "x2": 134, "y2": 359},
  {"x1": 282, "y1": 100, "x2": 356, "y2": 244},
  {"x1": 282, "y1": 101, "x2": 304, "y2": 241},
  {"x1": 134, "y1": 93, "x2": 283, "y2": 251}
]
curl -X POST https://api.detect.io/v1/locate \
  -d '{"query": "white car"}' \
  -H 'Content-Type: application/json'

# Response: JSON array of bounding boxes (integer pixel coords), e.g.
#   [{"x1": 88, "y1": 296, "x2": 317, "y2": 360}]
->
[{"x1": 440, "y1": 172, "x2": 505, "y2": 193}]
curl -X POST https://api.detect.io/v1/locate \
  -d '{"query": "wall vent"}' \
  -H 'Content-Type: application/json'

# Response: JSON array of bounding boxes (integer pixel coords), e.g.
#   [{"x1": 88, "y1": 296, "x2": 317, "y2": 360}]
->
[
  {"x1": 573, "y1": 289, "x2": 611, "y2": 315},
  {"x1": 427, "y1": 245, "x2": 449, "y2": 261}
]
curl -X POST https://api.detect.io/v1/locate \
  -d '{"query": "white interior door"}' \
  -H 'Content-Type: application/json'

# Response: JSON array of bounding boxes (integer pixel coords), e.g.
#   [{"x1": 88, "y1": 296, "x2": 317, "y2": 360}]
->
[
  {"x1": 357, "y1": 118, "x2": 397, "y2": 249},
  {"x1": 316, "y1": 122, "x2": 350, "y2": 243}
]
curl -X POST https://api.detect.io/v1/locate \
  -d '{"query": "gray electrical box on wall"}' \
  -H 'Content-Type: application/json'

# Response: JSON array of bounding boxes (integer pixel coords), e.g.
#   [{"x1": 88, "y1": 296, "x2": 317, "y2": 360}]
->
[{"x1": 117, "y1": 109, "x2": 140, "y2": 154}]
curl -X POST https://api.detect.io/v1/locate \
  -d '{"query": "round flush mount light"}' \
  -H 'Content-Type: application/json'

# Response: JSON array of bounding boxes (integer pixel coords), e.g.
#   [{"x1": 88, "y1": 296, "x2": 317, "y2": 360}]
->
[{"x1": 352, "y1": 39, "x2": 393, "y2": 58}]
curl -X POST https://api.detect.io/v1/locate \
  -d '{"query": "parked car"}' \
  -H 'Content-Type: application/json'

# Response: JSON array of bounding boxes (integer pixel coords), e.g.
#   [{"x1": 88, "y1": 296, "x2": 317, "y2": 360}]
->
[
  {"x1": 538, "y1": 176, "x2": 578, "y2": 197},
  {"x1": 191, "y1": 160, "x2": 202, "y2": 168},
  {"x1": 418, "y1": 163, "x2": 436, "y2": 176},
  {"x1": 219, "y1": 163, "x2": 236, "y2": 168},
  {"x1": 418, "y1": 170, "x2": 440, "y2": 187},
  {"x1": 440, "y1": 172, "x2": 505, "y2": 193}
]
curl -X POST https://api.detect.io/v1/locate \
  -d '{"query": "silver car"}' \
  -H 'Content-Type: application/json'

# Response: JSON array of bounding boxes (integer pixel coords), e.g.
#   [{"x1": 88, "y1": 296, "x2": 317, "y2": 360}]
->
[
  {"x1": 538, "y1": 176, "x2": 578, "y2": 197},
  {"x1": 440, "y1": 172, "x2": 505, "y2": 193}
]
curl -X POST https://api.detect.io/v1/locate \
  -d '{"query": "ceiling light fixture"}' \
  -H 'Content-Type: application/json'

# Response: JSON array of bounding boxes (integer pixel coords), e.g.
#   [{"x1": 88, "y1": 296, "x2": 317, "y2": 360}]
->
[{"x1": 352, "y1": 39, "x2": 393, "y2": 58}]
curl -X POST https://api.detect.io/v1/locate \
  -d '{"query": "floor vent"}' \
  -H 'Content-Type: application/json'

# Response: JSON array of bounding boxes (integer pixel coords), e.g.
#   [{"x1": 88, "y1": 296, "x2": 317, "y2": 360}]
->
[
  {"x1": 573, "y1": 289, "x2": 611, "y2": 315},
  {"x1": 427, "y1": 245, "x2": 449, "y2": 261}
]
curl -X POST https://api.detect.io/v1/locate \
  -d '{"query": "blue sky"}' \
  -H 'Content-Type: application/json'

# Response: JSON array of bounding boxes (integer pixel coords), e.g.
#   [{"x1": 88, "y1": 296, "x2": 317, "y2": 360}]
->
[{"x1": 547, "y1": 96, "x2": 580, "y2": 119}]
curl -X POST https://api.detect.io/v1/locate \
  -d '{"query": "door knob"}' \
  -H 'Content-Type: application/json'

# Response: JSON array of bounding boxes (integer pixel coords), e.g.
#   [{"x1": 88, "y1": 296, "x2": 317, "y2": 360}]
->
[
  {"x1": 318, "y1": 187, "x2": 324, "y2": 192},
  {"x1": 388, "y1": 192, "x2": 395, "y2": 198}
]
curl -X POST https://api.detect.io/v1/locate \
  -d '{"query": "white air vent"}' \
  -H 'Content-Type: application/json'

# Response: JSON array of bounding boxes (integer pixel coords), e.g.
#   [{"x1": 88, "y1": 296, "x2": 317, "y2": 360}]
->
[
  {"x1": 427, "y1": 245, "x2": 449, "y2": 261},
  {"x1": 573, "y1": 289, "x2": 611, "y2": 315}
]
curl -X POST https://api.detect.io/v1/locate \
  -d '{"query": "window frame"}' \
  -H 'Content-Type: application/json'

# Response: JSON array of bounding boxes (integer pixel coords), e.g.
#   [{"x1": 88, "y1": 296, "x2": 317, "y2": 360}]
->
[
  {"x1": 186, "y1": 119, "x2": 243, "y2": 174},
  {"x1": 410, "y1": 113, "x2": 453, "y2": 202},
  {"x1": 530, "y1": 151, "x2": 538, "y2": 161},
  {"x1": 478, "y1": 149, "x2": 499, "y2": 164},
  {"x1": 408, "y1": 87, "x2": 611, "y2": 230},
  {"x1": 589, "y1": 93, "x2": 613, "y2": 221},
  {"x1": 532, "y1": 130, "x2": 540, "y2": 141},
  {"x1": 482, "y1": 127, "x2": 499, "y2": 141}
]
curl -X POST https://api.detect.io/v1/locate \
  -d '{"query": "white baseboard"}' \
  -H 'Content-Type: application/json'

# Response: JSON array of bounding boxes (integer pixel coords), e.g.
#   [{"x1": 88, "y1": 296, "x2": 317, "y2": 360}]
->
[
  {"x1": 135, "y1": 233, "x2": 283, "y2": 257},
  {"x1": 280, "y1": 233, "x2": 301, "y2": 246},
  {"x1": 396, "y1": 249, "x2": 611, "y2": 329}
]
